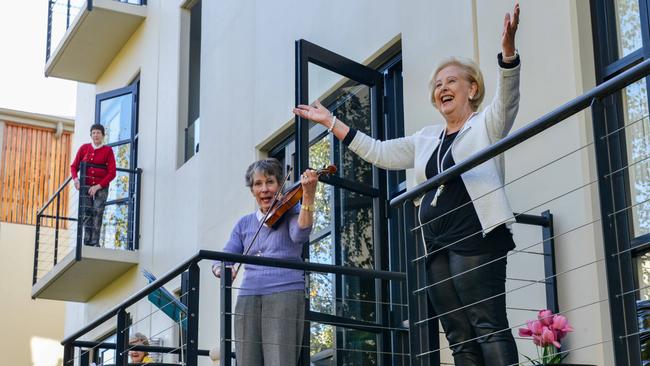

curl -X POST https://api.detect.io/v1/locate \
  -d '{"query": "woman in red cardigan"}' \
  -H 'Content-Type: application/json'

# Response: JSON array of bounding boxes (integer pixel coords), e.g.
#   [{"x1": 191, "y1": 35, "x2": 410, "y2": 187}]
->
[{"x1": 70, "y1": 124, "x2": 116, "y2": 246}]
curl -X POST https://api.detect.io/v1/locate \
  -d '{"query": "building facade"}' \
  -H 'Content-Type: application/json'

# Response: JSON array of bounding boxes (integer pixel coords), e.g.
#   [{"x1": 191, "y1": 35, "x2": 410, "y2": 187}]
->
[
  {"x1": 0, "y1": 107, "x2": 74, "y2": 366},
  {"x1": 35, "y1": 0, "x2": 650, "y2": 365}
]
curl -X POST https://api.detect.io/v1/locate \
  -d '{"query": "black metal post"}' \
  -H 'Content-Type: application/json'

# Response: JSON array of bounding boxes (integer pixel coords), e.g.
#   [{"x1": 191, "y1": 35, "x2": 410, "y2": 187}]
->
[
  {"x1": 63, "y1": 343, "x2": 73, "y2": 365},
  {"x1": 404, "y1": 200, "x2": 440, "y2": 366},
  {"x1": 134, "y1": 169, "x2": 142, "y2": 250},
  {"x1": 221, "y1": 263, "x2": 233, "y2": 366},
  {"x1": 115, "y1": 308, "x2": 129, "y2": 366},
  {"x1": 65, "y1": 0, "x2": 71, "y2": 28},
  {"x1": 54, "y1": 195, "x2": 61, "y2": 265},
  {"x1": 402, "y1": 202, "x2": 421, "y2": 366},
  {"x1": 76, "y1": 162, "x2": 86, "y2": 261},
  {"x1": 45, "y1": 0, "x2": 53, "y2": 61},
  {"x1": 294, "y1": 40, "x2": 309, "y2": 181},
  {"x1": 33, "y1": 214, "x2": 41, "y2": 286},
  {"x1": 541, "y1": 210, "x2": 559, "y2": 314},
  {"x1": 186, "y1": 262, "x2": 200, "y2": 366},
  {"x1": 80, "y1": 348, "x2": 90, "y2": 365}
]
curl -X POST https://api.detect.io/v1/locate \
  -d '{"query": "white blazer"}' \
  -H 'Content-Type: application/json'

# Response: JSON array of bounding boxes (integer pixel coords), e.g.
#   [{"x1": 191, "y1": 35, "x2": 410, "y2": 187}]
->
[{"x1": 348, "y1": 62, "x2": 521, "y2": 235}]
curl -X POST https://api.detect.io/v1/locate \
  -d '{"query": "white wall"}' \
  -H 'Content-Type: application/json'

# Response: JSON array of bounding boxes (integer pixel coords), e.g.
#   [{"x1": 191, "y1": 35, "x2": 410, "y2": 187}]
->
[
  {"x1": 1, "y1": 222, "x2": 66, "y2": 366},
  {"x1": 65, "y1": 0, "x2": 612, "y2": 365}
]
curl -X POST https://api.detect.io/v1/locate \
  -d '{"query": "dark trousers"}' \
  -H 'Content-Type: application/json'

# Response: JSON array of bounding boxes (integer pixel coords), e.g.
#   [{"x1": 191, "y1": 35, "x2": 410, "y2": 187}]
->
[
  {"x1": 80, "y1": 187, "x2": 108, "y2": 246},
  {"x1": 426, "y1": 250, "x2": 518, "y2": 366}
]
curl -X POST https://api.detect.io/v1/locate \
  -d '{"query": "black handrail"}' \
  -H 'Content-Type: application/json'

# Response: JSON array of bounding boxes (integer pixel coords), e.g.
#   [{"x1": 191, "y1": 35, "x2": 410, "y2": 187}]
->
[
  {"x1": 37, "y1": 176, "x2": 72, "y2": 216},
  {"x1": 390, "y1": 57, "x2": 650, "y2": 207},
  {"x1": 62, "y1": 249, "x2": 406, "y2": 344},
  {"x1": 69, "y1": 341, "x2": 210, "y2": 356},
  {"x1": 37, "y1": 166, "x2": 139, "y2": 217}
]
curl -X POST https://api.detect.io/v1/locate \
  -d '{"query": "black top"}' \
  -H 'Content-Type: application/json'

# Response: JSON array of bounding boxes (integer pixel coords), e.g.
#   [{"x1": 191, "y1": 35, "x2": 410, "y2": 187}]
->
[{"x1": 420, "y1": 130, "x2": 515, "y2": 256}]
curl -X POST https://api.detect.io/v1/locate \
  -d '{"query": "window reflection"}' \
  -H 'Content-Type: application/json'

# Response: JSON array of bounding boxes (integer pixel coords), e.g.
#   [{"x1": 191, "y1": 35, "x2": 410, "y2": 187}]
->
[
  {"x1": 310, "y1": 137, "x2": 333, "y2": 233},
  {"x1": 311, "y1": 323, "x2": 334, "y2": 358},
  {"x1": 614, "y1": 0, "x2": 643, "y2": 58},
  {"x1": 622, "y1": 78, "x2": 650, "y2": 237},
  {"x1": 100, "y1": 202, "x2": 130, "y2": 249},
  {"x1": 333, "y1": 85, "x2": 374, "y2": 187},
  {"x1": 100, "y1": 94, "x2": 132, "y2": 143},
  {"x1": 107, "y1": 171, "x2": 132, "y2": 202}
]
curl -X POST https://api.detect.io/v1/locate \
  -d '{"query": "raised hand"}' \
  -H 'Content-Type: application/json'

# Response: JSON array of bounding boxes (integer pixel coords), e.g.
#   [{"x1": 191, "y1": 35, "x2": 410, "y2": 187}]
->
[
  {"x1": 293, "y1": 100, "x2": 333, "y2": 127},
  {"x1": 502, "y1": 2, "x2": 520, "y2": 58}
]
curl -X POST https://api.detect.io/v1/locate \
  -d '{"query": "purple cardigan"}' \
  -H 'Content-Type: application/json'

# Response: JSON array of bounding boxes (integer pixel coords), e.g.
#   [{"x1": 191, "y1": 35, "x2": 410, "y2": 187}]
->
[{"x1": 214, "y1": 205, "x2": 311, "y2": 296}]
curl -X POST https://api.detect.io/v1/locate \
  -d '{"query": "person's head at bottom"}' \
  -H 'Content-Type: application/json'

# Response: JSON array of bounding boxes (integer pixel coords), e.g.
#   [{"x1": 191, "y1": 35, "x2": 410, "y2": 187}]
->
[{"x1": 129, "y1": 332, "x2": 152, "y2": 364}]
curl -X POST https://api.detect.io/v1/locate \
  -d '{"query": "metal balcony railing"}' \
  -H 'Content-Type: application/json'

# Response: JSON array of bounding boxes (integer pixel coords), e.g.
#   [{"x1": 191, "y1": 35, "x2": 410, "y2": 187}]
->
[
  {"x1": 45, "y1": 0, "x2": 147, "y2": 62},
  {"x1": 33, "y1": 162, "x2": 142, "y2": 287},
  {"x1": 390, "y1": 58, "x2": 650, "y2": 365}
]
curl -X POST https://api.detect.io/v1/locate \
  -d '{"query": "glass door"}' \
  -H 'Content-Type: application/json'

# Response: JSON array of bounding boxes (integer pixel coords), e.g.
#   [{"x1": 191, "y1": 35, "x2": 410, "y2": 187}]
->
[
  {"x1": 296, "y1": 39, "x2": 390, "y2": 365},
  {"x1": 95, "y1": 80, "x2": 139, "y2": 250}
]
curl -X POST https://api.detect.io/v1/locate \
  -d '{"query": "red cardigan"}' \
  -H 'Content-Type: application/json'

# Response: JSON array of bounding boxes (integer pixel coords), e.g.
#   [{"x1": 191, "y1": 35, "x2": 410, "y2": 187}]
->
[{"x1": 70, "y1": 143, "x2": 117, "y2": 188}]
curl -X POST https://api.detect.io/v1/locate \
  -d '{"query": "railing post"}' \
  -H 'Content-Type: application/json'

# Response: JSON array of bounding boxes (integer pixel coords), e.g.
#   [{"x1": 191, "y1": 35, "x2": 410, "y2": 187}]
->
[
  {"x1": 33, "y1": 214, "x2": 41, "y2": 286},
  {"x1": 402, "y1": 201, "x2": 439, "y2": 366},
  {"x1": 76, "y1": 162, "x2": 86, "y2": 261},
  {"x1": 65, "y1": 0, "x2": 71, "y2": 28},
  {"x1": 134, "y1": 168, "x2": 142, "y2": 250},
  {"x1": 54, "y1": 195, "x2": 61, "y2": 265},
  {"x1": 63, "y1": 343, "x2": 73, "y2": 366},
  {"x1": 186, "y1": 262, "x2": 200, "y2": 366},
  {"x1": 402, "y1": 201, "x2": 420, "y2": 366},
  {"x1": 541, "y1": 210, "x2": 559, "y2": 314},
  {"x1": 115, "y1": 308, "x2": 129, "y2": 366},
  {"x1": 45, "y1": 0, "x2": 53, "y2": 61},
  {"x1": 221, "y1": 263, "x2": 233, "y2": 366}
]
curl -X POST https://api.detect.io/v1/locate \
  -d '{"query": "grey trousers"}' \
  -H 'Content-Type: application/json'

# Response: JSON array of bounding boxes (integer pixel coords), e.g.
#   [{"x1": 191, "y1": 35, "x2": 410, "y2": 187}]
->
[
  {"x1": 81, "y1": 187, "x2": 108, "y2": 246},
  {"x1": 234, "y1": 290, "x2": 305, "y2": 366}
]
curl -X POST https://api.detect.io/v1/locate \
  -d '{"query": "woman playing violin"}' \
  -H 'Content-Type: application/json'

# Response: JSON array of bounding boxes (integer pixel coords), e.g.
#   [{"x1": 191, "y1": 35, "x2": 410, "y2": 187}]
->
[{"x1": 212, "y1": 158, "x2": 317, "y2": 366}]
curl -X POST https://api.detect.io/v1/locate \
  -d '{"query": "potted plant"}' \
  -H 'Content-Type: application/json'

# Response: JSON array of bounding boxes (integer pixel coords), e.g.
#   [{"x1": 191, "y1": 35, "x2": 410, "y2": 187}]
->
[{"x1": 518, "y1": 309, "x2": 592, "y2": 365}]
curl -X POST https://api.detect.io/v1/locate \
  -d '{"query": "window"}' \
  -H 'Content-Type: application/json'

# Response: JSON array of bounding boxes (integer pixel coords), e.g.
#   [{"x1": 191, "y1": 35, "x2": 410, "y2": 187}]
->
[
  {"x1": 183, "y1": 0, "x2": 201, "y2": 162},
  {"x1": 93, "y1": 332, "x2": 117, "y2": 365},
  {"x1": 95, "y1": 78, "x2": 140, "y2": 250},
  {"x1": 271, "y1": 39, "x2": 405, "y2": 364},
  {"x1": 591, "y1": 0, "x2": 650, "y2": 364}
]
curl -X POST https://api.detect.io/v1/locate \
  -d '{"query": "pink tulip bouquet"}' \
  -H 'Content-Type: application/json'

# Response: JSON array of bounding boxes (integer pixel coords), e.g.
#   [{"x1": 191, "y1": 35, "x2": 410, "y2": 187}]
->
[{"x1": 518, "y1": 309, "x2": 574, "y2": 364}]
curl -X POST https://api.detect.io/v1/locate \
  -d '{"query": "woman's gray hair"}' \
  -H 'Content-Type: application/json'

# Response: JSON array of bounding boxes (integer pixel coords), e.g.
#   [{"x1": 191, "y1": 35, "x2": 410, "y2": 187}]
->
[
  {"x1": 129, "y1": 332, "x2": 150, "y2": 346},
  {"x1": 245, "y1": 158, "x2": 284, "y2": 188},
  {"x1": 429, "y1": 57, "x2": 485, "y2": 111}
]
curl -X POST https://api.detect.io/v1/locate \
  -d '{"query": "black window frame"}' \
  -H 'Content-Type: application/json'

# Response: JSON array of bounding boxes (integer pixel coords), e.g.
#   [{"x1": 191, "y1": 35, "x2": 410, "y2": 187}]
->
[
  {"x1": 269, "y1": 40, "x2": 407, "y2": 365},
  {"x1": 94, "y1": 77, "x2": 141, "y2": 251},
  {"x1": 184, "y1": 0, "x2": 202, "y2": 162},
  {"x1": 591, "y1": 0, "x2": 650, "y2": 364}
]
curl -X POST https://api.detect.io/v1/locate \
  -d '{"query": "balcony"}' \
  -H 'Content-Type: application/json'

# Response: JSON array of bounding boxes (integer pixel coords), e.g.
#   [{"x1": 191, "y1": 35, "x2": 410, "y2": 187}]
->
[
  {"x1": 45, "y1": 0, "x2": 147, "y2": 83},
  {"x1": 32, "y1": 163, "x2": 142, "y2": 302}
]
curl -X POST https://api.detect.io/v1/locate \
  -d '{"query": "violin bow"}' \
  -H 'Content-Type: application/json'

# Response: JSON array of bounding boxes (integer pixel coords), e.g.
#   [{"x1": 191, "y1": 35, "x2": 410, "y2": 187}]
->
[{"x1": 231, "y1": 167, "x2": 293, "y2": 281}]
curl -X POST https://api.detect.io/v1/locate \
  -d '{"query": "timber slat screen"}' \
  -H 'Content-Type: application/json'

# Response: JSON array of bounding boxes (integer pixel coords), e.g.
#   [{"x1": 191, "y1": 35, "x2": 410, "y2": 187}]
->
[{"x1": 0, "y1": 123, "x2": 72, "y2": 226}]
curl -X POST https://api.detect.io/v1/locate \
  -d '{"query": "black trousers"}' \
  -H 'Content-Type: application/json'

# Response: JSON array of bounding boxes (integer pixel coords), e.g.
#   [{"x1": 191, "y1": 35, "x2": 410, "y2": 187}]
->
[{"x1": 426, "y1": 250, "x2": 518, "y2": 366}]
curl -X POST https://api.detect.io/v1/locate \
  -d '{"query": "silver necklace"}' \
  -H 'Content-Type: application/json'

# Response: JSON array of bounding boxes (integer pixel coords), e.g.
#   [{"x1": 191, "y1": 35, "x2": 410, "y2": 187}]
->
[{"x1": 431, "y1": 128, "x2": 455, "y2": 207}]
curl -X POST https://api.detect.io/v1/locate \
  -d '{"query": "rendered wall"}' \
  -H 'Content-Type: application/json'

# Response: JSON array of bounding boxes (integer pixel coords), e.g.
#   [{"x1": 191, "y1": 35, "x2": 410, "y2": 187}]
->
[
  {"x1": 0, "y1": 222, "x2": 66, "y2": 366},
  {"x1": 65, "y1": 0, "x2": 610, "y2": 364}
]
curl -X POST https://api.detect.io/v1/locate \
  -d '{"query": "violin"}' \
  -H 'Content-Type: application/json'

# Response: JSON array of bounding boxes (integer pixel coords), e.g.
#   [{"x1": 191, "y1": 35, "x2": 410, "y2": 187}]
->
[
  {"x1": 265, "y1": 165, "x2": 337, "y2": 228},
  {"x1": 231, "y1": 164, "x2": 337, "y2": 281}
]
